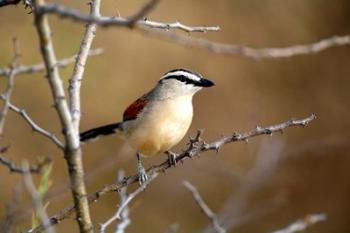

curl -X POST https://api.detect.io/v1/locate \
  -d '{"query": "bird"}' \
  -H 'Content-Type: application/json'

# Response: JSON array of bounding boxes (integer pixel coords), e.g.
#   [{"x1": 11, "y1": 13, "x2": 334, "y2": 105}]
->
[{"x1": 80, "y1": 68, "x2": 215, "y2": 185}]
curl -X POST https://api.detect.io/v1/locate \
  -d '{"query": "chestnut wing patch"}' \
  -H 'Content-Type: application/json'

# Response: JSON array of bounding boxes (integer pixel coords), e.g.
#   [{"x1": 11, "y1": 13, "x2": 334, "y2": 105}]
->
[{"x1": 123, "y1": 98, "x2": 148, "y2": 122}]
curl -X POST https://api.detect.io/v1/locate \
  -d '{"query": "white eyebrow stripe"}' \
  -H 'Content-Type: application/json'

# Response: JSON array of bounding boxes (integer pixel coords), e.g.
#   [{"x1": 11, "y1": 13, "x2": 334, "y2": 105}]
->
[{"x1": 162, "y1": 71, "x2": 201, "y2": 81}]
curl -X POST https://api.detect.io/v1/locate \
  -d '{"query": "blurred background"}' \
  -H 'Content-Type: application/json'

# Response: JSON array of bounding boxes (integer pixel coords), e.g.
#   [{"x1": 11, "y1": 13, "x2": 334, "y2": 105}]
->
[{"x1": 0, "y1": 0, "x2": 350, "y2": 232}]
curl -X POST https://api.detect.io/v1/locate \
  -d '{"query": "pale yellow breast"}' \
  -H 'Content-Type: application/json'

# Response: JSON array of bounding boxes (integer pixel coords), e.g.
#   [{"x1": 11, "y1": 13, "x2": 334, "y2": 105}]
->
[{"x1": 124, "y1": 95, "x2": 193, "y2": 156}]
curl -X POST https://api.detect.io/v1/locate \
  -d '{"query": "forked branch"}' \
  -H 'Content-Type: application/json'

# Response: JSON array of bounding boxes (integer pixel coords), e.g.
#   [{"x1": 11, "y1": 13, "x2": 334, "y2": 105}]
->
[{"x1": 33, "y1": 0, "x2": 93, "y2": 232}]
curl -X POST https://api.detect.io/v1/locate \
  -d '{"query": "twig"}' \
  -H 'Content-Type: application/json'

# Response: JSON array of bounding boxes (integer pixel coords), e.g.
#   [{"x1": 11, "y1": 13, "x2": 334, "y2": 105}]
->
[
  {"x1": 29, "y1": 115, "x2": 316, "y2": 233},
  {"x1": 0, "y1": 37, "x2": 20, "y2": 136},
  {"x1": 139, "y1": 20, "x2": 219, "y2": 32},
  {"x1": 183, "y1": 181, "x2": 225, "y2": 233},
  {"x1": 0, "y1": 48, "x2": 103, "y2": 77},
  {"x1": 69, "y1": 0, "x2": 100, "y2": 132},
  {"x1": 0, "y1": 95, "x2": 64, "y2": 148},
  {"x1": 271, "y1": 213, "x2": 327, "y2": 233},
  {"x1": 22, "y1": 162, "x2": 55, "y2": 233},
  {"x1": 141, "y1": 28, "x2": 350, "y2": 58},
  {"x1": 126, "y1": 0, "x2": 161, "y2": 27},
  {"x1": 0, "y1": 146, "x2": 52, "y2": 174},
  {"x1": 0, "y1": 68, "x2": 16, "y2": 136},
  {"x1": 114, "y1": 171, "x2": 130, "y2": 233},
  {"x1": 33, "y1": 0, "x2": 92, "y2": 232},
  {"x1": 99, "y1": 172, "x2": 158, "y2": 233},
  {"x1": 35, "y1": 3, "x2": 220, "y2": 32},
  {"x1": 202, "y1": 114, "x2": 316, "y2": 151}
]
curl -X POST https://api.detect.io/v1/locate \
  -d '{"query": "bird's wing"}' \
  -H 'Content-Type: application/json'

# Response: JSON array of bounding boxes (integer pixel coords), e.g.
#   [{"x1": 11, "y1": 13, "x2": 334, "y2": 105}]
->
[{"x1": 123, "y1": 97, "x2": 149, "y2": 122}]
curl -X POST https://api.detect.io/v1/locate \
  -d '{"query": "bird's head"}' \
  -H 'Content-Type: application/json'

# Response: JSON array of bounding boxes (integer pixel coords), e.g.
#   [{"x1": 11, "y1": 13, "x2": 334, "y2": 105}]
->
[{"x1": 158, "y1": 69, "x2": 214, "y2": 97}]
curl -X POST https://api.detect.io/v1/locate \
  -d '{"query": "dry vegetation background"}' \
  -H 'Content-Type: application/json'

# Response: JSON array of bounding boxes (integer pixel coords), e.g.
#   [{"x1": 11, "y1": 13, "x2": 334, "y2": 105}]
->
[{"x1": 1, "y1": 0, "x2": 350, "y2": 232}]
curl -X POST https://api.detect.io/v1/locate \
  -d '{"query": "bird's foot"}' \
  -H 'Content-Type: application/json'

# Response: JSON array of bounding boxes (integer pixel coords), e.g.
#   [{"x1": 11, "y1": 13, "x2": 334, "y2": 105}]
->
[
  {"x1": 166, "y1": 151, "x2": 177, "y2": 167},
  {"x1": 137, "y1": 165, "x2": 148, "y2": 187}
]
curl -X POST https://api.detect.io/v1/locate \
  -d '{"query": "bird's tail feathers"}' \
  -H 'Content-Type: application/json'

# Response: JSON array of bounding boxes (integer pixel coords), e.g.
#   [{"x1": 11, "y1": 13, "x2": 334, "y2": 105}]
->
[{"x1": 80, "y1": 122, "x2": 123, "y2": 142}]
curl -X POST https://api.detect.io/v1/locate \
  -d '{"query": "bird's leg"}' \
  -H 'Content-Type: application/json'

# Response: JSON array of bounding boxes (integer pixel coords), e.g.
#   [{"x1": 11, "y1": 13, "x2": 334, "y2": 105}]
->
[
  {"x1": 165, "y1": 151, "x2": 177, "y2": 167},
  {"x1": 135, "y1": 153, "x2": 148, "y2": 186}
]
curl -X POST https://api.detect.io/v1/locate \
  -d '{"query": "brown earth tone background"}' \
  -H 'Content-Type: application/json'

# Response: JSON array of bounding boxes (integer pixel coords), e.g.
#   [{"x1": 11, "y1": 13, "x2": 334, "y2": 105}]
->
[{"x1": 1, "y1": 0, "x2": 350, "y2": 232}]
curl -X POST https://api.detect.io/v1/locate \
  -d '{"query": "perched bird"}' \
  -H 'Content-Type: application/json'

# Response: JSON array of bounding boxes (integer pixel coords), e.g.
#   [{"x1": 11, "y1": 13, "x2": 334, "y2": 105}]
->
[{"x1": 80, "y1": 69, "x2": 214, "y2": 185}]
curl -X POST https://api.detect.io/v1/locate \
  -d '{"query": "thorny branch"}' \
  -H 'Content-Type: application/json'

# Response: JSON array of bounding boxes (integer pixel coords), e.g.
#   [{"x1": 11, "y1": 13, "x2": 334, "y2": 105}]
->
[
  {"x1": 0, "y1": 37, "x2": 20, "y2": 136},
  {"x1": 0, "y1": 146, "x2": 51, "y2": 174},
  {"x1": 126, "y1": 0, "x2": 161, "y2": 27},
  {"x1": 0, "y1": 48, "x2": 103, "y2": 77},
  {"x1": 183, "y1": 181, "x2": 226, "y2": 233},
  {"x1": 99, "y1": 172, "x2": 157, "y2": 233},
  {"x1": 271, "y1": 213, "x2": 327, "y2": 233},
  {"x1": 30, "y1": 114, "x2": 316, "y2": 233},
  {"x1": 68, "y1": 0, "x2": 100, "y2": 132},
  {"x1": 0, "y1": 95, "x2": 64, "y2": 148},
  {"x1": 33, "y1": 0, "x2": 93, "y2": 232},
  {"x1": 114, "y1": 171, "x2": 131, "y2": 233},
  {"x1": 35, "y1": 3, "x2": 220, "y2": 32},
  {"x1": 141, "y1": 29, "x2": 350, "y2": 59},
  {"x1": 20, "y1": 2, "x2": 350, "y2": 58}
]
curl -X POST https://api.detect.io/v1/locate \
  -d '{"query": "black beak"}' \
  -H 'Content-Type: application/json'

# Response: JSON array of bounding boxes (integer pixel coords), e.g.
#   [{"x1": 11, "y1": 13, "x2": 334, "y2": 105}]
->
[{"x1": 200, "y1": 78, "x2": 215, "y2": 87}]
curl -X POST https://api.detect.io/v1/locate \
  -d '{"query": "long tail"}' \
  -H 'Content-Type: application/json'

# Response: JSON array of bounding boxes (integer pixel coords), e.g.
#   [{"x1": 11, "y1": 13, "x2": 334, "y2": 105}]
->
[{"x1": 80, "y1": 122, "x2": 122, "y2": 142}]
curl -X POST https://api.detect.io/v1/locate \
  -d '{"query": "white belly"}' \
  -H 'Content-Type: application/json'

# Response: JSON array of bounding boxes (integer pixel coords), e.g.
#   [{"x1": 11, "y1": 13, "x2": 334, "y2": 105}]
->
[{"x1": 123, "y1": 96, "x2": 193, "y2": 156}]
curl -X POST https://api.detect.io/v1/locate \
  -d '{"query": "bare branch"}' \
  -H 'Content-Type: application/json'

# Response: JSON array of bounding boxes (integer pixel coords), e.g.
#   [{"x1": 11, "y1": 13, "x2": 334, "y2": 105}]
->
[
  {"x1": 271, "y1": 213, "x2": 327, "y2": 233},
  {"x1": 0, "y1": 49, "x2": 103, "y2": 77},
  {"x1": 33, "y1": 0, "x2": 92, "y2": 232},
  {"x1": 126, "y1": 0, "x2": 161, "y2": 26},
  {"x1": 29, "y1": 115, "x2": 315, "y2": 232},
  {"x1": 27, "y1": 3, "x2": 350, "y2": 58},
  {"x1": 0, "y1": 68, "x2": 16, "y2": 136},
  {"x1": 0, "y1": 37, "x2": 20, "y2": 136},
  {"x1": 0, "y1": 146, "x2": 52, "y2": 174},
  {"x1": 35, "y1": 3, "x2": 220, "y2": 32},
  {"x1": 69, "y1": 0, "x2": 100, "y2": 132},
  {"x1": 22, "y1": 162, "x2": 55, "y2": 233},
  {"x1": 203, "y1": 114, "x2": 316, "y2": 151},
  {"x1": 0, "y1": 95, "x2": 64, "y2": 148},
  {"x1": 184, "y1": 181, "x2": 225, "y2": 233},
  {"x1": 114, "y1": 171, "x2": 131, "y2": 233},
  {"x1": 99, "y1": 172, "x2": 158, "y2": 233},
  {"x1": 139, "y1": 20, "x2": 219, "y2": 32},
  {"x1": 141, "y1": 28, "x2": 350, "y2": 58}
]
